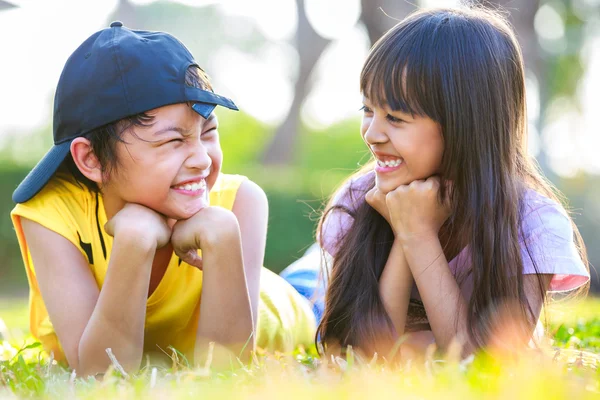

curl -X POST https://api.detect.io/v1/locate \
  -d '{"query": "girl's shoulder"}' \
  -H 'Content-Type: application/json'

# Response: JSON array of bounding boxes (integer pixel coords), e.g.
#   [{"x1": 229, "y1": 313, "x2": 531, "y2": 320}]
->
[
  {"x1": 320, "y1": 170, "x2": 375, "y2": 256},
  {"x1": 330, "y1": 170, "x2": 375, "y2": 211},
  {"x1": 520, "y1": 189, "x2": 571, "y2": 240},
  {"x1": 519, "y1": 189, "x2": 589, "y2": 291}
]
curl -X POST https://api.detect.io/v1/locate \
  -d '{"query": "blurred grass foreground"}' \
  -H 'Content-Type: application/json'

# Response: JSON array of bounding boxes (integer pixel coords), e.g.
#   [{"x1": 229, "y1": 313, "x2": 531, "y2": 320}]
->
[{"x1": 1, "y1": 296, "x2": 600, "y2": 399}]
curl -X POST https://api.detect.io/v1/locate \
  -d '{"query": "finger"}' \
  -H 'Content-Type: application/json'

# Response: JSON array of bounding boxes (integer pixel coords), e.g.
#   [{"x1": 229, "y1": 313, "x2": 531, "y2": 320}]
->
[
  {"x1": 365, "y1": 187, "x2": 377, "y2": 203},
  {"x1": 182, "y1": 251, "x2": 203, "y2": 270},
  {"x1": 385, "y1": 188, "x2": 402, "y2": 205},
  {"x1": 174, "y1": 246, "x2": 202, "y2": 268}
]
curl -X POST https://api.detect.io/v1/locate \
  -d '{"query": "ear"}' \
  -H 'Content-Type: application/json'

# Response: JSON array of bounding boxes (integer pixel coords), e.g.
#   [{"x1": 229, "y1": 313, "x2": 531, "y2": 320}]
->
[{"x1": 70, "y1": 138, "x2": 103, "y2": 184}]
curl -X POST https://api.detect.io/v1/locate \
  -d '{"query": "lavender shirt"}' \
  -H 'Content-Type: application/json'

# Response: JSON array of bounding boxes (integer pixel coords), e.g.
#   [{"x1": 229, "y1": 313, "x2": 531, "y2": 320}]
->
[{"x1": 321, "y1": 172, "x2": 589, "y2": 301}]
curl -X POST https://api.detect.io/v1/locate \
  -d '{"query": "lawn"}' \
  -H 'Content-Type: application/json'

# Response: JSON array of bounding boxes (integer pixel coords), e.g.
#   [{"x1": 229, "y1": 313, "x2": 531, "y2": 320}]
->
[{"x1": 1, "y1": 296, "x2": 599, "y2": 399}]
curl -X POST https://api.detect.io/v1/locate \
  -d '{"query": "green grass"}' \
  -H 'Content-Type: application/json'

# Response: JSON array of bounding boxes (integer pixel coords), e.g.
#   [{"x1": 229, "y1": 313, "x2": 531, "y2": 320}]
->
[
  {"x1": 1, "y1": 296, "x2": 600, "y2": 399},
  {"x1": 0, "y1": 298, "x2": 28, "y2": 339}
]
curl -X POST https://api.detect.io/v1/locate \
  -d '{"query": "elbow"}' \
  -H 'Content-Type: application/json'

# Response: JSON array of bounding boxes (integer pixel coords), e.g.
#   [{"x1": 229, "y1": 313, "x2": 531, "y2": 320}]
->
[{"x1": 76, "y1": 343, "x2": 142, "y2": 377}]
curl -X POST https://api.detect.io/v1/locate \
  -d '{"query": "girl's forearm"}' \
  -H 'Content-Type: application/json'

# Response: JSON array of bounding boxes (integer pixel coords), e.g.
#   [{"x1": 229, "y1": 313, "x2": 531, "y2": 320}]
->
[
  {"x1": 379, "y1": 240, "x2": 413, "y2": 336},
  {"x1": 401, "y1": 236, "x2": 472, "y2": 353},
  {"x1": 77, "y1": 234, "x2": 156, "y2": 376},
  {"x1": 194, "y1": 230, "x2": 254, "y2": 365}
]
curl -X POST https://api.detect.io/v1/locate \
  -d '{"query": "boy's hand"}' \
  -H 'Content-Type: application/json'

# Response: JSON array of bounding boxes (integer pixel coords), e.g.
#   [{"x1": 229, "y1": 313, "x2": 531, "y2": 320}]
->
[
  {"x1": 104, "y1": 203, "x2": 171, "y2": 249},
  {"x1": 171, "y1": 206, "x2": 241, "y2": 270}
]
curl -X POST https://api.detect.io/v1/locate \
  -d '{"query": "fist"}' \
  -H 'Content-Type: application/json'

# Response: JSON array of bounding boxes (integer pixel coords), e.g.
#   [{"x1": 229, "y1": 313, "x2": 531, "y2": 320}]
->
[
  {"x1": 171, "y1": 206, "x2": 240, "y2": 269},
  {"x1": 385, "y1": 176, "x2": 451, "y2": 243},
  {"x1": 104, "y1": 203, "x2": 172, "y2": 249}
]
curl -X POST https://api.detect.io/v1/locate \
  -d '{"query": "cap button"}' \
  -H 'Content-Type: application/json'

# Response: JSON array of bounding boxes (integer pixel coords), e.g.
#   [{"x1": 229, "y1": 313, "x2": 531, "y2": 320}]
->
[{"x1": 110, "y1": 21, "x2": 123, "y2": 28}]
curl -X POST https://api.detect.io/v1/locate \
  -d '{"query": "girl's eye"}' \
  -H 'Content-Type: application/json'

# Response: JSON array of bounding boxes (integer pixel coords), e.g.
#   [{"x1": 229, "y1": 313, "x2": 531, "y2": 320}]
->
[
  {"x1": 360, "y1": 105, "x2": 373, "y2": 114},
  {"x1": 167, "y1": 138, "x2": 184, "y2": 144},
  {"x1": 386, "y1": 114, "x2": 405, "y2": 124}
]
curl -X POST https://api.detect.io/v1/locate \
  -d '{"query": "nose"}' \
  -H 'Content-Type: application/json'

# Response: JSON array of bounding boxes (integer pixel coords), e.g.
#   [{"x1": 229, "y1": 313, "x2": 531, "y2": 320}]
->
[
  {"x1": 363, "y1": 114, "x2": 389, "y2": 146},
  {"x1": 185, "y1": 138, "x2": 212, "y2": 171}
]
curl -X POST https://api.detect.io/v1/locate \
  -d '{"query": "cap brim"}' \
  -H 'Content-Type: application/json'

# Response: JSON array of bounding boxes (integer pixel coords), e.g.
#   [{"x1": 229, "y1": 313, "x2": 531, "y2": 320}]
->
[
  {"x1": 13, "y1": 142, "x2": 72, "y2": 203},
  {"x1": 185, "y1": 87, "x2": 238, "y2": 120},
  {"x1": 191, "y1": 102, "x2": 217, "y2": 119}
]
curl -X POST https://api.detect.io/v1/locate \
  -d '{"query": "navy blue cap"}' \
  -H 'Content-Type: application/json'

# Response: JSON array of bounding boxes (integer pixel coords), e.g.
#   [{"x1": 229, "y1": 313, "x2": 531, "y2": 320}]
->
[{"x1": 13, "y1": 22, "x2": 238, "y2": 203}]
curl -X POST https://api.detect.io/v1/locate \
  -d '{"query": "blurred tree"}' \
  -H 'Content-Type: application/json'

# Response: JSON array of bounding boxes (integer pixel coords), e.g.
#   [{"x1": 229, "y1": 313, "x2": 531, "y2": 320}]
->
[
  {"x1": 108, "y1": 0, "x2": 268, "y2": 73},
  {"x1": 262, "y1": 0, "x2": 331, "y2": 165},
  {"x1": 484, "y1": 0, "x2": 589, "y2": 177},
  {"x1": 0, "y1": 0, "x2": 15, "y2": 11},
  {"x1": 261, "y1": 0, "x2": 416, "y2": 165},
  {"x1": 360, "y1": 0, "x2": 415, "y2": 45},
  {"x1": 483, "y1": 0, "x2": 554, "y2": 177}
]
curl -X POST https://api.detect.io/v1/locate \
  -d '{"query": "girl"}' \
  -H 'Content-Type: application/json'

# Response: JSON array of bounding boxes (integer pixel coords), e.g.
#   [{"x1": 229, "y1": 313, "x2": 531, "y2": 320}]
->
[
  {"x1": 316, "y1": 7, "x2": 589, "y2": 358},
  {"x1": 10, "y1": 22, "x2": 316, "y2": 376}
]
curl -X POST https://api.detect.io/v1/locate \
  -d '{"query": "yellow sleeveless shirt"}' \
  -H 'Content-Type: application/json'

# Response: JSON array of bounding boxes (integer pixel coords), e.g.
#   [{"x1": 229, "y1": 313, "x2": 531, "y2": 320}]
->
[{"x1": 11, "y1": 172, "x2": 316, "y2": 364}]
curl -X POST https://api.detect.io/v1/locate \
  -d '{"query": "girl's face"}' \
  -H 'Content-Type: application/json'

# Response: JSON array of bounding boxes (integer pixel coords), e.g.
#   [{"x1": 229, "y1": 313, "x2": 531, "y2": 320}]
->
[
  {"x1": 102, "y1": 103, "x2": 222, "y2": 220},
  {"x1": 361, "y1": 97, "x2": 444, "y2": 194}
]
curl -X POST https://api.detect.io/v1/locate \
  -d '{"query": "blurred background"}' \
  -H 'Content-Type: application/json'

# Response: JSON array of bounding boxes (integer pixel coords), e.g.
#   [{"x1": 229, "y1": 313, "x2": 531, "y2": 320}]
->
[{"x1": 0, "y1": 0, "x2": 598, "y2": 302}]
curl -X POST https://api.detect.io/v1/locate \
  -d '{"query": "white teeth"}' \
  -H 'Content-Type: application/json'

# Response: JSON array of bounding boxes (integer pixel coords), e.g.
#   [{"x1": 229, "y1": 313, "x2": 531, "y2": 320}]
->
[
  {"x1": 175, "y1": 179, "x2": 207, "y2": 191},
  {"x1": 376, "y1": 158, "x2": 402, "y2": 168}
]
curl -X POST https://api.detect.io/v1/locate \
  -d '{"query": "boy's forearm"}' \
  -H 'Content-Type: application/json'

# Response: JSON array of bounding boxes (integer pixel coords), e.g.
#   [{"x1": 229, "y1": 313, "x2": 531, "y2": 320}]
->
[
  {"x1": 194, "y1": 233, "x2": 254, "y2": 366},
  {"x1": 379, "y1": 240, "x2": 413, "y2": 336},
  {"x1": 77, "y1": 234, "x2": 156, "y2": 376}
]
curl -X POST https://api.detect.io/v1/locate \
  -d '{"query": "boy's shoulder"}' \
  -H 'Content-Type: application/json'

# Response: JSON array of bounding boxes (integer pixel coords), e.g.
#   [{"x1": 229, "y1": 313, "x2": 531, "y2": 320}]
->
[
  {"x1": 211, "y1": 173, "x2": 248, "y2": 192},
  {"x1": 11, "y1": 172, "x2": 96, "y2": 245},
  {"x1": 17, "y1": 172, "x2": 94, "y2": 209},
  {"x1": 209, "y1": 173, "x2": 251, "y2": 210}
]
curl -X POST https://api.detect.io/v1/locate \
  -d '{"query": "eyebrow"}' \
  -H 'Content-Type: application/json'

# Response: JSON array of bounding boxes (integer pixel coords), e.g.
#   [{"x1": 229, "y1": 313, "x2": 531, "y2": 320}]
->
[
  {"x1": 152, "y1": 115, "x2": 216, "y2": 137},
  {"x1": 153, "y1": 126, "x2": 190, "y2": 136}
]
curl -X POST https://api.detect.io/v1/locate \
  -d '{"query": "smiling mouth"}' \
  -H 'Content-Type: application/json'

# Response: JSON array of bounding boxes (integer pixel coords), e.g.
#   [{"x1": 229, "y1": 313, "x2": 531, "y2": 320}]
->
[
  {"x1": 172, "y1": 179, "x2": 207, "y2": 192},
  {"x1": 375, "y1": 157, "x2": 403, "y2": 168}
]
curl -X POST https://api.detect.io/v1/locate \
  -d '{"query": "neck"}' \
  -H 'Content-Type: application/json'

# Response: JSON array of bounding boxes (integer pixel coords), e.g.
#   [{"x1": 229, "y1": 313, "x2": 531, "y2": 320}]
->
[{"x1": 101, "y1": 190, "x2": 124, "y2": 222}]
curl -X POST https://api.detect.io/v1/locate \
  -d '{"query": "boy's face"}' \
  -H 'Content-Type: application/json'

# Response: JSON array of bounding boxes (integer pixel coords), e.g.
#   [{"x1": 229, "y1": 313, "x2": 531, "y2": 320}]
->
[{"x1": 102, "y1": 103, "x2": 223, "y2": 220}]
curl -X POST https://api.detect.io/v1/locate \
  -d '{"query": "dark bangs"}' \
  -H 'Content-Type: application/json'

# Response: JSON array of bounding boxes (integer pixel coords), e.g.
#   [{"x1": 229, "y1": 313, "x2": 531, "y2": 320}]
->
[
  {"x1": 360, "y1": 11, "x2": 449, "y2": 120},
  {"x1": 360, "y1": 9, "x2": 519, "y2": 131}
]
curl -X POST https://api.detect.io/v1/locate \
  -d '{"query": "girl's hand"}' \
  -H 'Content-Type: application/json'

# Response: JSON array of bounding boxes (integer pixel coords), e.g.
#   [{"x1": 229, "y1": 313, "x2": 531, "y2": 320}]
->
[
  {"x1": 104, "y1": 203, "x2": 171, "y2": 249},
  {"x1": 171, "y1": 206, "x2": 241, "y2": 269},
  {"x1": 365, "y1": 187, "x2": 394, "y2": 232},
  {"x1": 385, "y1": 176, "x2": 451, "y2": 245}
]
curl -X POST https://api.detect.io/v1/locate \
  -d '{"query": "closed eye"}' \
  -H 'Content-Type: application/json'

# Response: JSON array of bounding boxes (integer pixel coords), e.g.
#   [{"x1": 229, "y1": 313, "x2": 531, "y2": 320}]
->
[
  {"x1": 386, "y1": 114, "x2": 405, "y2": 124},
  {"x1": 202, "y1": 126, "x2": 217, "y2": 137}
]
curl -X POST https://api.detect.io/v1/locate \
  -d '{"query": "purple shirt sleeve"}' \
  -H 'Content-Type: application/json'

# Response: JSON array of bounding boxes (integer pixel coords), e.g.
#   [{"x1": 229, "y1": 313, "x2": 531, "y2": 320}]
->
[
  {"x1": 520, "y1": 190, "x2": 589, "y2": 292},
  {"x1": 319, "y1": 172, "x2": 374, "y2": 257}
]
